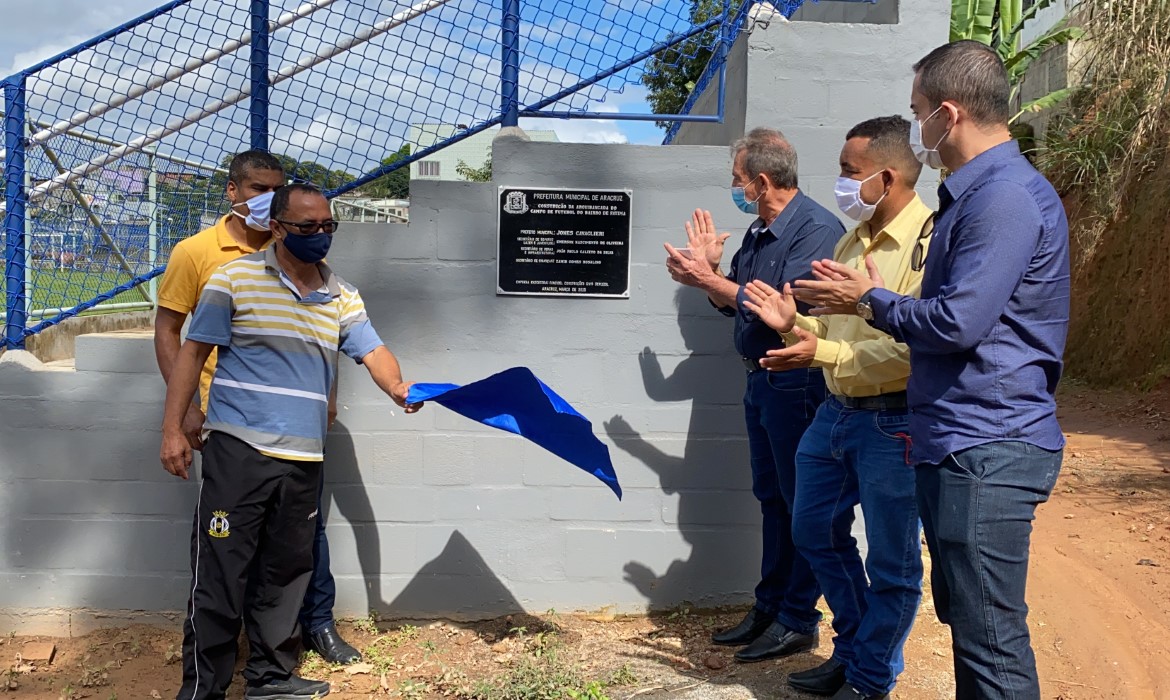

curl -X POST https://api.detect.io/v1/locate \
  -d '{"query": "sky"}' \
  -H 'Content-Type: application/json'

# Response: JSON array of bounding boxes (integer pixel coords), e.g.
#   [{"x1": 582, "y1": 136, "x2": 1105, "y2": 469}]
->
[{"x1": 0, "y1": 0, "x2": 676, "y2": 175}]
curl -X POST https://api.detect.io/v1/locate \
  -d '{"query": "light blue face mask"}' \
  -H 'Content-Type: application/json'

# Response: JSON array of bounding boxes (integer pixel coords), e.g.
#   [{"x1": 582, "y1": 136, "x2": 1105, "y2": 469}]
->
[
  {"x1": 731, "y1": 176, "x2": 762, "y2": 215},
  {"x1": 232, "y1": 191, "x2": 275, "y2": 231}
]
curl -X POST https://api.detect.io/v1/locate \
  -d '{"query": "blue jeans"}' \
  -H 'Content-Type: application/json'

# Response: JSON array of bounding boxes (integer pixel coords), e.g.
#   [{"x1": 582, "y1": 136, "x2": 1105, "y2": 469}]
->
[
  {"x1": 299, "y1": 470, "x2": 337, "y2": 635},
  {"x1": 743, "y1": 366, "x2": 825, "y2": 635},
  {"x1": 792, "y1": 396, "x2": 922, "y2": 696},
  {"x1": 917, "y1": 441, "x2": 1062, "y2": 700}
]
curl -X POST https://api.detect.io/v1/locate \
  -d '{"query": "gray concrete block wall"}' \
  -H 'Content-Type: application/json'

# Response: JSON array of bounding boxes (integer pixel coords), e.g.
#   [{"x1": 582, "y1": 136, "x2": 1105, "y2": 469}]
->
[
  {"x1": 790, "y1": 0, "x2": 899, "y2": 25},
  {"x1": 0, "y1": 141, "x2": 776, "y2": 629}
]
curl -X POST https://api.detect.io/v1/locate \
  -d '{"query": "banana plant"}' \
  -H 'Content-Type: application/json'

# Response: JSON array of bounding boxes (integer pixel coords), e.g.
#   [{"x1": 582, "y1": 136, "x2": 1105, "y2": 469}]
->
[{"x1": 950, "y1": 0, "x2": 1085, "y2": 122}]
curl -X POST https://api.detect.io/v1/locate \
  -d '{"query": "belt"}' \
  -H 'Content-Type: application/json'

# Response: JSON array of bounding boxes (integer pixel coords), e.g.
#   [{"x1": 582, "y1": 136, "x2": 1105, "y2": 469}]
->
[
  {"x1": 837, "y1": 391, "x2": 908, "y2": 411},
  {"x1": 741, "y1": 356, "x2": 763, "y2": 372}
]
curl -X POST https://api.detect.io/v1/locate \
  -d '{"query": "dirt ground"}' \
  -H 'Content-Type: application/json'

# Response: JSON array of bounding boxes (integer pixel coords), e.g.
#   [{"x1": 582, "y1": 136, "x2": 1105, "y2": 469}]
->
[{"x1": 3, "y1": 386, "x2": 1168, "y2": 700}]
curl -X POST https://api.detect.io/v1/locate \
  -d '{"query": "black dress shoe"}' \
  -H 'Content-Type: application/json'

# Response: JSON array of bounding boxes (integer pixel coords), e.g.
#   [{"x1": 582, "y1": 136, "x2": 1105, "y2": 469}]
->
[
  {"x1": 244, "y1": 675, "x2": 331, "y2": 699},
  {"x1": 788, "y1": 658, "x2": 847, "y2": 696},
  {"x1": 306, "y1": 622, "x2": 362, "y2": 664},
  {"x1": 734, "y1": 621, "x2": 818, "y2": 662},
  {"x1": 830, "y1": 684, "x2": 887, "y2": 700},
  {"x1": 711, "y1": 607, "x2": 775, "y2": 646}
]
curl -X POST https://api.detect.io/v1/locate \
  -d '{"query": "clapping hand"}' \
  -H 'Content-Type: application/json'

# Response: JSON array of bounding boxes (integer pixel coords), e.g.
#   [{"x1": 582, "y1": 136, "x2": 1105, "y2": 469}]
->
[
  {"x1": 791, "y1": 255, "x2": 885, "y2": 316},
  {"x1": 760, "y1": 326, "x2": 817, "y2": 371},
  {"x1": 684, "y1": 209, "x2": 731, "y2": 269},
  {"x1": 742, "y1": 280, "x2": 797, "y2": 333}
]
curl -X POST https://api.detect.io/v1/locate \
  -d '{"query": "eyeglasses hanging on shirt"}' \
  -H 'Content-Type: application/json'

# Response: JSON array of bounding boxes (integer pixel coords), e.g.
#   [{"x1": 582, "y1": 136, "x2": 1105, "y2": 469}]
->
[{"x1": 910, "y1": 213, "x2": 936, "y2": 272}]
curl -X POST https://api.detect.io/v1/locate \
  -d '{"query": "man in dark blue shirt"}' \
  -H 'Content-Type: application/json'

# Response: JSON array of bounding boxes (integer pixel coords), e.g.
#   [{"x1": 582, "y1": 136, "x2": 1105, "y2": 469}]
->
[
  {"x1": 665, "y1": 127, "x2": 843, "y2": 663},
  {"x1": 791, "y1": 42, "x2": 1070, "y2": 699}
]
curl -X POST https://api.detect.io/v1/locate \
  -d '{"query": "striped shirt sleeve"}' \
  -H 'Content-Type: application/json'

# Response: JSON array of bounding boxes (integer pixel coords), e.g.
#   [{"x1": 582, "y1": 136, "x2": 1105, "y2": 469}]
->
[
  {"x1": 185, "y1": 269, "x2": 235, "y2": 347},
  {"x1": 338, "y1": 285, "x2": 384, "y2": 362}
]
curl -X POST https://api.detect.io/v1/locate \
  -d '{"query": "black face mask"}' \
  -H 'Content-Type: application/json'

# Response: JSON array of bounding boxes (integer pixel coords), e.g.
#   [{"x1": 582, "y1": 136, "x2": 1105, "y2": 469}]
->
[{"x1": 281, "y1": 230, "x2": 332, "y2": 263}]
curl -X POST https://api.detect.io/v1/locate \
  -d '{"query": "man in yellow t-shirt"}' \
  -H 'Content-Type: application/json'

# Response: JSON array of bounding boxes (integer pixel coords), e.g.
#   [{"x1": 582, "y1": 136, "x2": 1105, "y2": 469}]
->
[
  {"x1": 153, "y1": 150, "x2": 361, "y2": 666},
  {"x1": 743, "y1": 117, "x2": 931, "y2": 700},
  {"x1": 155, "y1": 151, "x2": 282, "y2": 424}
]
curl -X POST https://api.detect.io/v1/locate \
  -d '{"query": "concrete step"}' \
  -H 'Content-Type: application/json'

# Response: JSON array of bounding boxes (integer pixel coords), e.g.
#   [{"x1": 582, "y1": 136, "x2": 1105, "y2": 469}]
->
[{"x1": 74, "y1": 331, "x2": 157, "y2": 374}]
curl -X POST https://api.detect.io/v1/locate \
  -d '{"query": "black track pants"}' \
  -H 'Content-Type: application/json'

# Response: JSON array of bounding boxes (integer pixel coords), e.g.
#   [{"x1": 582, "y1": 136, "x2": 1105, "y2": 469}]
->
[{"x1": 175, "y1": 432, "x2": 322, "y2": 700}]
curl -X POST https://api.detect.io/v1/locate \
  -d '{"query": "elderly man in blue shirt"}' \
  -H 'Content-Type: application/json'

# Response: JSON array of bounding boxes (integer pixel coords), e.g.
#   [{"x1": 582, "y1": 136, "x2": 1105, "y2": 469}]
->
[
  {"x1": 665, "y1": 127, "x2": 843, "y2": 663},
  {"x1": 790, "y1": 41, "x2": 1070, "y2": 700}
]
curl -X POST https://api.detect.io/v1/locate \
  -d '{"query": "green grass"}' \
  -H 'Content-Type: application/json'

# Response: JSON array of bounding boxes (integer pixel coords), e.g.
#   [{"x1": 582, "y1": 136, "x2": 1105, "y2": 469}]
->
[{"x1": 1, "y1": 267, "x2": 155, "y2": 324}]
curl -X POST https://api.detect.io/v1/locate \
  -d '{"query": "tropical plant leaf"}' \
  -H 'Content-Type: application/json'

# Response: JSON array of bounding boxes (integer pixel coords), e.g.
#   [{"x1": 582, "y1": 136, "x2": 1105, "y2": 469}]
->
[
  {"x1": 951, "y1": 0, "x2": 998, "y2": 43},
  {"x1": 1010, "y1": 87, "x2": 1075, "y2": 124},
  {"x1": 1005, "y1": 25, "x2": 1084, "y2": 78},
  {"x1": 1007, "y1": 0, "x2": 1061, "y2": 42},
  {"x1": 996, "y1": 0, "x2": 1023, "y2": 58}
]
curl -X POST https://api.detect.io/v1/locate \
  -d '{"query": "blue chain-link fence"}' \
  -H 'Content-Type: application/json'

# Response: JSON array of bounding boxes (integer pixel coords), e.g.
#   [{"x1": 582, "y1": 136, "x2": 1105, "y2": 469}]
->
[{"x1": 3, "y1": 0, "x2": 812, "y2": 349}]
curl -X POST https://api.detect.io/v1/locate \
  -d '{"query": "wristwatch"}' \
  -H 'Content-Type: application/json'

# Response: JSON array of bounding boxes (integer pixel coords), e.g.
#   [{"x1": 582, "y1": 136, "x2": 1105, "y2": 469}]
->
[{"x1": 856, "y1": 290, "x2": 875, "y2": 321}]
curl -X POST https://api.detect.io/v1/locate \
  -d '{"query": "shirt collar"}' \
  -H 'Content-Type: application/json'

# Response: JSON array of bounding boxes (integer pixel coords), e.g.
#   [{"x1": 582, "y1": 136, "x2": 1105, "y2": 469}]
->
[
  {"x1": 263, "y1": 245, "x2": 341, "y2": 298},
  {"x1": 215, "y1": 214, "x2": 267, "y2": 253},
  {"x1": 751, "y1": 190, "x2": 807, "y2": 241},
  {"x1": 852, "y1": 194, "x2": 932, "y2": 249},
  {"x1": 940, "y1": 139, "x2": 1021, "y2": 206}
]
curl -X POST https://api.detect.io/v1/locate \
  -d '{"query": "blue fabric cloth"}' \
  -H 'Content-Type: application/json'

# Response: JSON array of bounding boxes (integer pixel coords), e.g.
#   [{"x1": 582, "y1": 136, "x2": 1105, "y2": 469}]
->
[
  {"x1": 715, "y1": 191, "x2": 843, "y2": 360},
  {"x1": 407, "y1": 367, "x2": 622, "y2": 499},
  {"x1": 868, "y1": 141, "x2": 1070, "y2": 465}
]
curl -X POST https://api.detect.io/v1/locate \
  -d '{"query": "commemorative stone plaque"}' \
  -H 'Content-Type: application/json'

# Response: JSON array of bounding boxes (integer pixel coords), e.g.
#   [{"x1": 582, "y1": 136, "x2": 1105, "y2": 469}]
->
[{"x1": 496, "y1": 186, "x2": 632, "y2": 297}]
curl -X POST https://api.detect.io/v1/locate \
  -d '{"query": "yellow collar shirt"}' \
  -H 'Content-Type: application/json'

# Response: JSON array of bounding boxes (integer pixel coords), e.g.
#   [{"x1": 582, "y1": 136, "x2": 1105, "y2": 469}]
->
[
  {"x1": 782, "y1": 194, "x2": 933, "y2": 398},
  {"x1": 156, "y1": 215, "x2": 270, "y2": 411}
]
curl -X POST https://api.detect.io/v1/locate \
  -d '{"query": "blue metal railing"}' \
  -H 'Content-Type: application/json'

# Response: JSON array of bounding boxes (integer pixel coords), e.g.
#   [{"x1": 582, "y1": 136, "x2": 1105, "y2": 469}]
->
[{"x1": 249, "y1": 0, "x2": 272, "y2": 151}]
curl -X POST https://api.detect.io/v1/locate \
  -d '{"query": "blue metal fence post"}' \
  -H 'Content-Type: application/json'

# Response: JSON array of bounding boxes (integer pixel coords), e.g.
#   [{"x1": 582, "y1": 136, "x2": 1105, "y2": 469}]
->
[
  {"x1": 716, "y1": 0, "x2": 730, "y2": 120},
  {"x1": 501, "y1": 0, "x2": 520, "y2": 127},
  {"x1": 3, "y1": 76, "x2": 28, "y2": 350},
  {"x1": 250, "y1": 0, "x2": 270, "y2": 150}
]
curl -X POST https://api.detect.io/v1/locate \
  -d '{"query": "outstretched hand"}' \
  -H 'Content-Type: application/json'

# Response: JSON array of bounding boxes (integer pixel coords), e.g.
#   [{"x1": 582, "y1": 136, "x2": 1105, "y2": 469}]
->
[
  {"x1": 791, "y1": 255, "x2": 885, "y2": 316},
  {"x1": 391, "y1": 381, "x2": 424, "y2": 414},
  {"x1": 742, "y1": 280, "x2": 797, "y2": 333}
]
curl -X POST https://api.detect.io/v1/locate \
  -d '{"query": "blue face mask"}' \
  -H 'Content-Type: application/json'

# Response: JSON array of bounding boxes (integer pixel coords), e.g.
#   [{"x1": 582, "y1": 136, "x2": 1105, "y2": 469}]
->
[
  {"x1": 731, "y1": 177, "x2": 762, "y2": 215},
  {"x1": 280, "y1": 229, "x2": 332, "y2": 264}
]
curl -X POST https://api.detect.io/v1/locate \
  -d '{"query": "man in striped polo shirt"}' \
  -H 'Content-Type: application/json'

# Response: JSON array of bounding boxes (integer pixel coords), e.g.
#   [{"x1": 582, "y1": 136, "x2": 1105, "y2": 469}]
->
[{"x1": 160, "y1": 184, "x2": 421, "y2": 700}]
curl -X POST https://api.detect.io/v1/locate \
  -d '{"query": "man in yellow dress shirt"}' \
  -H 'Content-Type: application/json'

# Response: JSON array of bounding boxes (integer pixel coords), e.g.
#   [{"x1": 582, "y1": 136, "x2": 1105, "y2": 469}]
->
[{"x1": 743, "y1": 116, "x2": 933, "y2": 700}]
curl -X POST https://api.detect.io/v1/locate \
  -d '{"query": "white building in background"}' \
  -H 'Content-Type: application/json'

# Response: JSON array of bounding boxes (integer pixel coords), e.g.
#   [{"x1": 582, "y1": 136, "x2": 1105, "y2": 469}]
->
[
  {"x1": 409, "y1": 124, "x2": 560, "y2": 181},
  {"x1": 331, "y1": 196, "x2": 409, "y2": 224}
]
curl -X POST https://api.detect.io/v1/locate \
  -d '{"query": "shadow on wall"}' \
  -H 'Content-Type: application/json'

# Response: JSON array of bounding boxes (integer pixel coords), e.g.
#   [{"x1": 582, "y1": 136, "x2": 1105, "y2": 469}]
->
[
  {"x1": 604, "y1": 286, "x2": 758, "y2": 612},
  {"x1": 388, "y1": 530, "x2": 525, "y2": 621},
  {"x1": 603, "y1": 288, "x2": 838, "y2": 700},
  {"x1": 322, "y1": 422, "x2": 390, "y2": 615},
  {"x1": 324, "y1": 425, "x2": 526, "y2": 626}
]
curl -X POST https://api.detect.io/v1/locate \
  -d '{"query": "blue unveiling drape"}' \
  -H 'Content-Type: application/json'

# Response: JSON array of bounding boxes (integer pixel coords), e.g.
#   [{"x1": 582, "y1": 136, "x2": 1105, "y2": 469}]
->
[{"x1": 406, "y1": 367, "x2": 622, "y2": 499}]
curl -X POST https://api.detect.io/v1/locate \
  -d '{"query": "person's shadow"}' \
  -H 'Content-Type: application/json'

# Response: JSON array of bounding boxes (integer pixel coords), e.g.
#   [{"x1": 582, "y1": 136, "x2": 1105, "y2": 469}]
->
[
  {"x1": 604, "y1": 287, "x2": 755, "y2": 610},
  {"x1": 603, "y1": 288, "x2": 831, "y2": 697},
  {"x1": 322, "y1": 421, "x2": 391, "y2": 615}
]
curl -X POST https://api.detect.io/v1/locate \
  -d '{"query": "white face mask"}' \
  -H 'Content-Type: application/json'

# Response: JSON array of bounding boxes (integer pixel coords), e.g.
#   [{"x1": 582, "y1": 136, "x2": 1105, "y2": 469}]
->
[
  {"x1": 231, "y1": 191, "x2": 275, "y2": 231},
  {"x1": 834, "y1": 171, "x2": 887, "y2": 222},
  {"x1": 910, "y1": 106, "x2": 951, "y2": 170}
]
